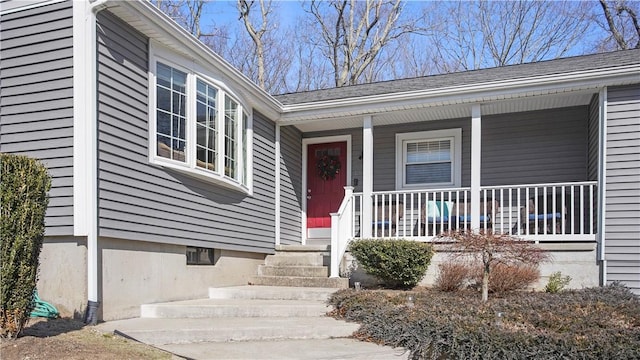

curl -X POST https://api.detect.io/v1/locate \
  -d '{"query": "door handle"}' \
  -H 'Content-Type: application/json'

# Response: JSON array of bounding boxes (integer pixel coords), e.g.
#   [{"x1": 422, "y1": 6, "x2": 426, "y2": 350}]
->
[{"x1": 307, "y1": 195, "x2": 311, "y2": 199}]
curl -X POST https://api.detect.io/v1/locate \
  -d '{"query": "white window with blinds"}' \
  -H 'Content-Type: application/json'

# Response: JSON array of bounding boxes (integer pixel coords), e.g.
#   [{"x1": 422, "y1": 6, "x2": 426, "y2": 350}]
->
[{"x1": 396, "y1": 129, "x2": 462, "y2": 189}]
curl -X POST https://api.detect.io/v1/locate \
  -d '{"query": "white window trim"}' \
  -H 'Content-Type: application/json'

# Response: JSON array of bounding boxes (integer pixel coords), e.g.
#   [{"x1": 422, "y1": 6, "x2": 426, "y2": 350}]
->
[
  {"x1": 148, "y1": 43, "x2": 253, "y2": 194},
  {"x1": 395, "y1": 129, "x2": 462, "y2": 190}
]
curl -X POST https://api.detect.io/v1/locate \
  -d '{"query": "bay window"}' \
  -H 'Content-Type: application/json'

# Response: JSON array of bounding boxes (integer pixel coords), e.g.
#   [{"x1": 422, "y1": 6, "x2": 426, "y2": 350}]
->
[{"x1": 150, "y1": 58, "x2": 252, "y2": 193}]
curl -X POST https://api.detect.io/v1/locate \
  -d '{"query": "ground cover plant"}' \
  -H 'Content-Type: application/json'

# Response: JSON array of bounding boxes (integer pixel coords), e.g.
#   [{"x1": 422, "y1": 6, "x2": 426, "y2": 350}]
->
[{"x1": 328, "y1": 284, "x2": 640, "y2": 360}]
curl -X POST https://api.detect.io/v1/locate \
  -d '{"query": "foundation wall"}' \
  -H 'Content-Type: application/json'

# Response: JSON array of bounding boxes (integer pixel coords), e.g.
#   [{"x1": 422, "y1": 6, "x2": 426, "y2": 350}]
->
[
  {"x1": 346, "y1": 243, "x2": 599, "y2": 290},
  {"x1": 99, "y1": 237, "x2": 266, "y2": 320},
  {"x1": 37, "y1": 237, "x2": 88, "y2": 319}
]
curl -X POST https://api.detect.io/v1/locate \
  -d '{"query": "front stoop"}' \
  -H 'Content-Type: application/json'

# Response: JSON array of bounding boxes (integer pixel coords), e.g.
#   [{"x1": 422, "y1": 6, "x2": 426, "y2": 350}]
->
[
  {"x1": 97, "y1": 286, "x2": 408, "y2": 359},
  {"x1": 248, "y1": 245, "x2": 349, "y2": 289}
]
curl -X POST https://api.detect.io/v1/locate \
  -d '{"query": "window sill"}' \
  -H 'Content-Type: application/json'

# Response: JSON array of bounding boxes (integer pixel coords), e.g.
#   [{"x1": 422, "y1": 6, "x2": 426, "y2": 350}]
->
[{"x1": 151, "y1": 156, "x2": 252, "y2": 195}]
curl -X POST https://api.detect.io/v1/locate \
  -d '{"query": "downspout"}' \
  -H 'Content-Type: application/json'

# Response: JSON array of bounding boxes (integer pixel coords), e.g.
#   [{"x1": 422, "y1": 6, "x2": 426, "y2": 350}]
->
[
  {"x1": 597, "y1": 88, "x2": 608, "y2": 286},
  {"x1": 275, "y1": 124, "x2": 281, "y2": 246},
  {"x1": 73, "y1": 0, "x2": 109, "y2": 325}
]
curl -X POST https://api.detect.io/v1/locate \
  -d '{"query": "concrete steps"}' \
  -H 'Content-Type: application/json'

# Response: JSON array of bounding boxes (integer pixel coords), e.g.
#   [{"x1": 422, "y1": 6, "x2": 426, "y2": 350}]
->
[
  {"x1": 97, "y1": 285, "x2": 406, "y2": 359},
  {"x1": 209, "y1": 285, "x2": 335, "y2": 301},
  {"x1": 141, "y1": 298, "x2": 330, "y2": 318},
  {"x1": 99, "y1": 317, "x2": 358, "y2": 345},
  {"x1": 159, "y1": 339, "x2": 409, "y2": 360},
  {"x1": 249, "y1": 245, "x2": 349, "y2": 289}
]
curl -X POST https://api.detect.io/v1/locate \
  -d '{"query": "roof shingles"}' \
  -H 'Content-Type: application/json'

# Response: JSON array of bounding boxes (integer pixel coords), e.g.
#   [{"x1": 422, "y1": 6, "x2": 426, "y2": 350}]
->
[{"x1": 275, "y1": 49, "x2": 640, "y2": 105}]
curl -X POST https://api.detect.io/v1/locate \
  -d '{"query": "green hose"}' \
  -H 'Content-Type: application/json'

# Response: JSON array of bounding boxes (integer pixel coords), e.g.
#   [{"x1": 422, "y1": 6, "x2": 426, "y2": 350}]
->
[{"x1": 30, "y1": 290, "x2": 59, "y2": 319}]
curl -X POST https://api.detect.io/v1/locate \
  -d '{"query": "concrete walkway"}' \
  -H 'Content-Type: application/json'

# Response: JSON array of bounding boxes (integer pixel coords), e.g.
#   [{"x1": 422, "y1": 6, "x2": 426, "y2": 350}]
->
[{"x1": 97, "y1": 286, "x2": 408, "y2": 360}]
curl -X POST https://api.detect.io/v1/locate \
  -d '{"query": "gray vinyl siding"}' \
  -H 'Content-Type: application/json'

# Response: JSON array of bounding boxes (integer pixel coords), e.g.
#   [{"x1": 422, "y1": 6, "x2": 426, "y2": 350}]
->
[
  {"x1": 587, "y1": 95, "x2": 600, "y2": 181},
  {"x1": 96, "y1": 11, "x2": 276, "y2": 253},
  {"x1": 481, "y1": 106, "x2": 589, "y2": 186},
  {"x1": 604, "y1": 84, "x2": 640, "y2": 293},
  {"x1": 373, "y1": 119, "x2": 472, "y2": 190},
  {"x1": 0, "y1": 1, "x2": 74, "y2": 236},
  {"x1": 304, "y1": 107, "x2": 588, "y2": 192},
  {"x1": 0, "y1": 0, "x2": 52, "y2": 14},
  {"x1": 279, "y1": 126, "x2": 303, "y2": 245}
]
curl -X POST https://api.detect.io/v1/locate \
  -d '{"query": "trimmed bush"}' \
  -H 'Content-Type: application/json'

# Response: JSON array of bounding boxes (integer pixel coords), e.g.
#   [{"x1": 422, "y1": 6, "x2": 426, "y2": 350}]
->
[
  {"x1": 1, "y1": 154, "x2": 51, "y2": 338},
  {"x1": 349, "y1": 239, "x2": 433, "y2": 289},
  {"x1": 328, "y1": 284, "x2": 640, "y2": 359}
]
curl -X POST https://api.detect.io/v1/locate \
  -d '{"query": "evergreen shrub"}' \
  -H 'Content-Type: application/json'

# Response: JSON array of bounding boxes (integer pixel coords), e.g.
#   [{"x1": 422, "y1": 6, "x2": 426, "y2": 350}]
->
[
  {"x1": 545, "y1": 271, "x2": 572, "y2": 293},
  {"x1": 1, "y1": 154, "x2": 51, "y2": 338},
  {"x1": 349, "y1": 239, "x2": 433, "y2": 289}
]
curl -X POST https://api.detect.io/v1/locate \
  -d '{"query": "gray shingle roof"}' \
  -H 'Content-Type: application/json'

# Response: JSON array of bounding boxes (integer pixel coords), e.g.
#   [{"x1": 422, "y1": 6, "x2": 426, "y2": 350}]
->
[{"x1": 275, "y1": 49, "x2": 640, "y2": 105}]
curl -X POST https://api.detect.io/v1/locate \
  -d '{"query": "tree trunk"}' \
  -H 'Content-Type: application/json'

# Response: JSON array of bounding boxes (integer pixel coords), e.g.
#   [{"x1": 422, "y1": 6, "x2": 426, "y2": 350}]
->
[{"x1": 482, "y1": 262, "x2": 490, "y2": 302}]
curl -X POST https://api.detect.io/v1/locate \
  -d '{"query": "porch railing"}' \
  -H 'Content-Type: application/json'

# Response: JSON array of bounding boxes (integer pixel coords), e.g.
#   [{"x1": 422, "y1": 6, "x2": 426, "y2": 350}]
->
[
  {"x1": 353, "y1": 181, "x2": 597, "y2": 241},
  {"x1": 329, "y1": 187, "x2": 357, "y2": 278},
  {"x1": 329, "y1": 181, "x2": 597, "y2": 278}
]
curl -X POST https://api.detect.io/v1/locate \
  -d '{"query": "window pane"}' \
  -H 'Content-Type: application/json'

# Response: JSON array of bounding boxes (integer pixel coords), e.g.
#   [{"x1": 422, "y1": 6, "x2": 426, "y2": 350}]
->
[
  {"x1": 157, "y1": 111, "x2": 170, "y2": 136},
  {"x1": 156, "y1": 63, "x2": 187, "y2": 163},
  {"x1": 157, "y1": 135, "x2": 171, "y2": 157},
  {"x1": 157, "y1": 87, "x2": 171, "y2": 112},
  {"x1": 157, "y1": 63, "x2": 172, "y2": 88},
  {"x1": 196, "y1": 79, "x2": 217, "y2": 172},
  {"x1": 224, "y1": 95, "x2": 238, "y2": 179},
  {"x1": 406, "y1": 163, "x2": 451, "y2": 184},
  {"x1": 407, "y1": 140, "x2": 451, "y2": 163},
  {"x1": 173, "y1": 70, "x2": 186, "y2": 93}
]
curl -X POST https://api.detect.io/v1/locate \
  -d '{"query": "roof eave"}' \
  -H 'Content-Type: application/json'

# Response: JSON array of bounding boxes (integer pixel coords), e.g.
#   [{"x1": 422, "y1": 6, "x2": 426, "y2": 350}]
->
[
  {"x1": 103, "y1": 0, "x2": 284, "y2": 121},
  {"x1": 278, "y1": 64, "x2": 640, "y2": 124}
]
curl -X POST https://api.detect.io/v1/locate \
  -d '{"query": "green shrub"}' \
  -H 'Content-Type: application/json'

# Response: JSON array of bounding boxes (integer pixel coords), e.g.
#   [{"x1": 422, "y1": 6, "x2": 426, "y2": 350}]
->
[
  {"x1": 545, "y1": 271, "x2": 572, "y2": 293},
  {"x1": 348, "y1": 239, "x2": 433, "y2": 289},
  {"x1": 1, "y1": 154, "x2": 51, "y2": 338},
  {"x1": 329, "y1": 284, "x2": 640, "y2": 359}
]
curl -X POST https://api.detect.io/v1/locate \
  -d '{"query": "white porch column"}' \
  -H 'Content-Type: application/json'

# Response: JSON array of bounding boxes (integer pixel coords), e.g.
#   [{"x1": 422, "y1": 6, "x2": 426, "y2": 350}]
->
[
  {"x1": 470, "y1": 104, "x2": 482, "y2": 231},
  {"x1": 597, "y1": 87, "x2": 608, "y2": 284},
  {"x1": 362, "y1": 116, "x2": 374, "y2": 238}
]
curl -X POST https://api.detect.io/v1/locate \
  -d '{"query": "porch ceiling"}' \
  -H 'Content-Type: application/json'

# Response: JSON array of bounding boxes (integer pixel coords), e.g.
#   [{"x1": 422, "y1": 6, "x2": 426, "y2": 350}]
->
[{"x1": 291, "y1": 90, "x2": 596, "y2": 133}]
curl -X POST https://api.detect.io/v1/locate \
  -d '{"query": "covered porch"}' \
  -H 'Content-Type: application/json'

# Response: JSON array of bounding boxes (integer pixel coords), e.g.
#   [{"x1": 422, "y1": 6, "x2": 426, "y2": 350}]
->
[{"x1": 276, "y1": 74, "x2": 609, "y2": 280}]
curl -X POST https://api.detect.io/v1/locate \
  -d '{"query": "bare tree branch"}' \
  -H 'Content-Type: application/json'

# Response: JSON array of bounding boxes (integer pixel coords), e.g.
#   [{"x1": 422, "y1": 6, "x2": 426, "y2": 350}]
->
[
  {"x1": 599, "y1": 0, "x2": 640, "y2": 50},
  {"x1": 306, "y1": 0, "x2": 417, "y2": 87},
  {"x1": 237, "y1": 0, "x2": 273, "y2": 89},
  {"x1": 426, "y1": 0, "x2": 589, "y2": 72}
]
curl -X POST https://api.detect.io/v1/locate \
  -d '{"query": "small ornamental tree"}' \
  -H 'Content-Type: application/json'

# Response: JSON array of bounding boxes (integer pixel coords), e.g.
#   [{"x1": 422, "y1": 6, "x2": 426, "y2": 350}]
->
[
  {"x1": 1, "y1": 154, "x2": 51, "y2": 338},
  {"x1": 442, "y1": 230, "x2": 550, "y2": 302}
]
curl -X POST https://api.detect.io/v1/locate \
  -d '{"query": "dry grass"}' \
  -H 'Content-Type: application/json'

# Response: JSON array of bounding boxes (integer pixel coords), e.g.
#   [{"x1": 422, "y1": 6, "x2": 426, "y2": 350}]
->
[{"x1": 0, "y1": 318, "x2": 173, "y2": 360}]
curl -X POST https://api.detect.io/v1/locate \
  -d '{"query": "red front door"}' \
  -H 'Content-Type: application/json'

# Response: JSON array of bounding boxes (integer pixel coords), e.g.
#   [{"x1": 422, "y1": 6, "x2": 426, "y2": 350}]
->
[{"x1": 307, "y1": 141, "x2": 347, "y2": 230}]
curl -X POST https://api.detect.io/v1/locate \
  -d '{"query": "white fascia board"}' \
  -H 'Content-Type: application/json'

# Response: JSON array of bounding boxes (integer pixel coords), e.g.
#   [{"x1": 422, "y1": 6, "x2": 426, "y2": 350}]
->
[
  {"x1": 107, "y1": 0, "x2": 282, "y2": 121},
  {"x1": 279, "y1": 65, "x2": 640, "y2": 123}
]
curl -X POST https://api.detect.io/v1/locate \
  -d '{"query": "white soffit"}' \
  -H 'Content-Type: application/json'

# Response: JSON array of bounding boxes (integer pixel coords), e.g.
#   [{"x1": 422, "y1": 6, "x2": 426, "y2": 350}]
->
[{"x1": 293, "y1": 90, "x2": 596, "y2": 132}]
